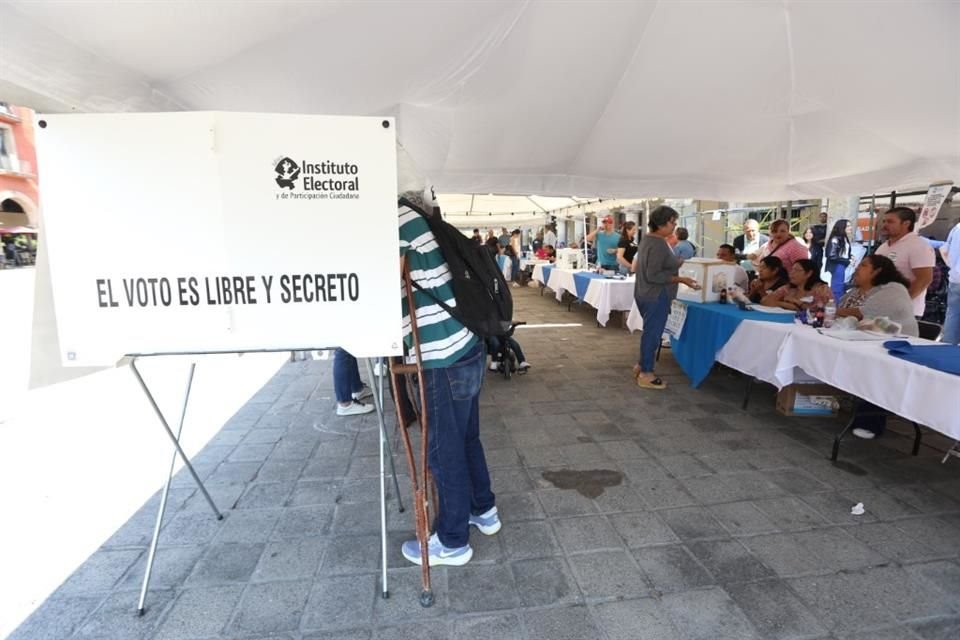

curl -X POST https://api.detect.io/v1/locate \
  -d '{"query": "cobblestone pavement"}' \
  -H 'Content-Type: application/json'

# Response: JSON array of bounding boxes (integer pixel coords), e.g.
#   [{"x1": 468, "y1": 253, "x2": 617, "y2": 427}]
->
[{"x1": 11, "y1": 286, "x2": 960, "y2": 640}]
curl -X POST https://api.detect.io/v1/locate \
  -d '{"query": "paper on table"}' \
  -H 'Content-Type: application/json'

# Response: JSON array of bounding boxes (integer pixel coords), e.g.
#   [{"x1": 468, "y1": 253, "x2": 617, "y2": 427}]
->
[
  {"x1": 817, "y1": 328, "x2": 890, "y2": 341},
  {"x1": 751, "y1": 305, "x2": 796, "y2": 315}
]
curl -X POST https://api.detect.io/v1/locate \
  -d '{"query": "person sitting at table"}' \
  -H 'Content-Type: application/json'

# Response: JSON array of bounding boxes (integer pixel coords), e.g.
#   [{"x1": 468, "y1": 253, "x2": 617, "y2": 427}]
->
[
  {"x1": 837, "y1": 254, "x2": 919, "y2": 337},
  {"x1": 617, "y1": 221, "x2": 638, "y2": 274},
  {"x1": 750, "y1": 219, "x2": 809, "y2": 272},
  {"x1": 536, "y1": 244, "x2": 556, "y2": 262},
  {"x1": 837, "y1": 255, "x2": 920, "y2": 441},
  {"x1": 748, "y1": 256, "x2": 789, "y2": 303},
  {"x1": 716, "y1": 244, "x2": 749, "y2": 291},
  {"x1": 760, "y1": 258, "x2": 832, "y2": 311}
]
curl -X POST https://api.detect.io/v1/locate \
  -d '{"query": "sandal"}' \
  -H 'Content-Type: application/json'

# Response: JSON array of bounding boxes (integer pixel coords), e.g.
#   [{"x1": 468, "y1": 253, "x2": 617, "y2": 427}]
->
[
  {"x1": 632, "y1": 364, "x2": 642, "y2": 380},
  {"x1": 637, "y1": 376, "x2": 667, "y2": 390}
]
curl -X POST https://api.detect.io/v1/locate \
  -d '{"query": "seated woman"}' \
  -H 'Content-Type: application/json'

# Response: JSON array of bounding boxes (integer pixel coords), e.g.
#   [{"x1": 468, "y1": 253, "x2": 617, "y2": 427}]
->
[
  {"x1": 837, "y1": 254, "x2": 919, "y2": 337},
  {"x1": 760, "y1": 259, "x2": 832, "y2": 311},
  {"x1": 838, "y1": 254, "x2": 919, "y2": 441},
  {"x1": 747, "y1": 256, "x2": 789, "y2": 303},
  {"x1": 536, "y1": 244, "x2": 557, "y2": 263}
]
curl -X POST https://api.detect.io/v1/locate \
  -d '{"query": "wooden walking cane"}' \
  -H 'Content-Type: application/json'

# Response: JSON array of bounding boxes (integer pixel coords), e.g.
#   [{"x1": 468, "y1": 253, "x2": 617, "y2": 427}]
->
[{"x1": 388, "y1": 256, "x2": 438, "y2": 607}]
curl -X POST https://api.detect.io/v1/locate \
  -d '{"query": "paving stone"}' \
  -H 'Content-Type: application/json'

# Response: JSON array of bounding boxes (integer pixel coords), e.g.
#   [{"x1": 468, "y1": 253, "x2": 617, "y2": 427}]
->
[
  {"x1": 73, "y1": 589, "x2": 174, "y2": 639},
  {"x1": 331, "y1": 501, "x2": 382, "y2": 535},
  {"x1": 372, "y1": 567, "x2": 447, "y2": 622},
  {"x1": 153, "y1": 585, "x2": 244, "y2": 640},
  {"x1": 660, "y1": 587, "x2": 760, "y2": 640},
  {"x1": 253, "y1": 537, "x2": 327, "y2": 581},
  {"x1": 319, "y1": 534, "x2": 381, "y2": 576},
  {"x1": 608, "y1": 511, "x2": 679, "y2": 547},
  {"x1": 236, "y1": 481, "x2": 296, "y2": 509},
  {"x1": 257, "y1": 459, "x2": 308, "y2": 482},
  {"x1": 228, "y1": 443, "x2": 276, "y2": 463},
  {"x1": 301, "y1": 574, "x2": 377, "y2": 631},
  {"x1": 741, "y1": 532, "x2": 830, "y2": 577},
  {"x1": 213, "y1": 508, "x2": 282, "y2": 543},
  {"x1": 510, "y1": 556, "x2": 581, "y2": 607},
  {"x1": 884, "y1": 484, "x2": 960, "y2": 515},
  {"x1": 682, "y1": 471, "x2": 786, "y2": 504},
  {"x1": 593, "y1": 597, "x2": 681, "y2": 640},
  {"x1": 451, "y1": 614, "x2": 524, "y2": 640},
  {"x1": 798, "y1": 491, "x2": 880, "y2": 525},
  {"x1": 551, "y1": 515, "x2": 623, "y2": 553},
  {"x1": 301, "y1": 456, "x2": 352, "y2": 479},
  {"x1": 496, "y1": 491, "x2": 545, "y2": 521},
  {"x1": 762, "y1": 468, "x2": 833, "y2": 495},
  {"x1": 632, "y1": 544, "x2": 714, "y2": 593},
  {"x1": 660, "y1": 506, "x2": 729, "y2": 540},
  {"x1": 55, "y1": 548, "x2": 143, "y2": 595},
  {"x1": 726, "y1": 579, "x2": 828, "y2": 639},
  {"x1": 536, "y1": 488, "x2": 599, "y2": 517},
  {"x1": 630, "y1": 470, "x2": 699, "y2": 509},
  {"x1": 521, "y1": 605, "x2": 603, "y2": 640},
  {"x1": 303, "y1": 628, "x2": 373, "y2": 640},
  {"x1": 792, "y1": 527, "x2": 888, "y2": 571},
  {"x1": 500, "y1": 519, "x2": 561, "y2": 560},
  {"x1": 207, "y1": 461, "x2": 263, "y2": 485},
  {"x1": 591, "y1": 483, "x2": 650, "y2": 513},
  {"x1": 567, "y1": 550, "x2": 648, "y2": 599},
  {"x1": 6, "y1": 594, "x2": 105, "y2": 640},
  {"x1": 179, "y1": 483, "x2": 246, "y2": 513},
  {"x1": 838, "y1": 486, "x2": 921, "y2": 520},
  {"x1": 116, "y1": 545, "x2": 205, "y2": 591},
  {"x1": 696, "y1": 450, "x2": 755, "y2": 473},
  {"x1": 909, "y1": 615, "x2": 960, "y2": 640},
  {"x1": 492, "y1": 467, "x2": 536, "y2": 493},
  {"x1": 227, "y1": 579, "x2": 312, "y2": 635},
  {"x1": 657, "y1": 453, "x2": 714, "y2": 478},
  {"x1": 186, "y1": 542, "x2": 264, "y2": 585},
  {"x1": 444, "y1": 563, "x2": 520, "y2": 613},
  {"x1": 753, "y1": 496, "x2": 830, "y2": 531},
  {"x1": 598, "y1": 438, "x2": 649, "y2": 460},
  {"x1": 903, "y1": 560, "x2": 960, "y2": 603},
  {"x1": 687, "y1": 539, "x2": 775, "y2": 584},
  {"x1": 271, "y1": 504, "x2": 335, "y2": 539},
  {"x1": 708, "y1": 501, "x2": 781, "y2": 536},
  {"x1": 371, "y1": 620, "x2": 449, "y2": 640},
  {"x1": 289, "y1": 479, "x2": 342, "y2": 507},
  {"x1": 891, "y1": 517, "x2": 960, "y2": 558}
]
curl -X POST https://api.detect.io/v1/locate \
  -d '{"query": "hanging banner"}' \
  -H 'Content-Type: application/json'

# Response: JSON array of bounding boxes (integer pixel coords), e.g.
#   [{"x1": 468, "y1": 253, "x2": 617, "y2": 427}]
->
[
  {"x1": 36, "y1": 112, "x2": 402, "y2": 366},
  {"x1": 916, "y1": 182, "x2": 954, "y2": 231}
]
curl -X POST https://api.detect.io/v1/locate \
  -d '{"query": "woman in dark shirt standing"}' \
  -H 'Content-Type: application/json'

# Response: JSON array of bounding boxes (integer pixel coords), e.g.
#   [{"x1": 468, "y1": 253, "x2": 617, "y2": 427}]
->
[
  {"x1": 824, "y1": 219, "x2": 851, "y2": 303},
  {"x1": 633, "y1": 206, "x2": 700, "y2": 389},
  {"x1": 616, "y1": 221, "x2": 638, "y2": 274}
]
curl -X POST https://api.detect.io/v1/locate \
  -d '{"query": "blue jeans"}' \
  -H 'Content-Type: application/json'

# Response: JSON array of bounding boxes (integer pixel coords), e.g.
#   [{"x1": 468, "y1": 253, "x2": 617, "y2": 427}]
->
[
  {"x1": 636, "y1": 290, "x2": 671, "y2": 373},
  {"x1": 943, "y1": 282, "x2": 960, "y2": 345},
  {"x1": 418, "y1": 341, "x2": 494, "y2": 547},
  {"x1": 828, "y1": 261, "x2": 847, "y2": 303},
  {"x1": 487, "y1": 335, "x2": 526, "y2": 363},
  {"x1": 510, "y1": 256, "x2": 520, "y2": 281},
  {"x1": 333, "y1": 348, "x2": 364, "y2": 403}
]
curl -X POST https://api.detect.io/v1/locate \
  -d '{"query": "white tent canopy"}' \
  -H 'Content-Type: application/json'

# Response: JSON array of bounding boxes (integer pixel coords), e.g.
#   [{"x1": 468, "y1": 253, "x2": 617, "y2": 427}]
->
[
  {"x1": 1, "y1": 0, "x2": 957, "y2": 201},
  {"x1": 437, "y1": 194, "x2": 596, "y2": 228}
]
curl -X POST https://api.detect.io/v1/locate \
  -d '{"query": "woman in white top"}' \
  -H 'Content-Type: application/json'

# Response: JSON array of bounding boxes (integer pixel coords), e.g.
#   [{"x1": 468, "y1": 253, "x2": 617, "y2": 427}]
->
[{"x1": 837, "y1": 254, "x2": 918, "y2": 337}]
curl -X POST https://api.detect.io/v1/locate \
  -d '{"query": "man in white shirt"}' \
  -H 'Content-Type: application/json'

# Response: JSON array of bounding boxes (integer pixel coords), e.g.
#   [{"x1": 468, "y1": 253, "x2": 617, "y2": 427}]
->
[
  {"x1": 543, "y1": 224, "x2": 557, "y2": 249},
  {"x1": 874, "y1": 207, "x2": 935, "y2": 317}
]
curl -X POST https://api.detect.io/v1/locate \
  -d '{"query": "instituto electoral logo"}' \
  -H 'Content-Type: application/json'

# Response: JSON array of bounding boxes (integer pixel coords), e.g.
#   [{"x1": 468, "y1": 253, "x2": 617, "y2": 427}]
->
[{"x1": 272, "y1": 156, "x2": 361, "y2": 200}]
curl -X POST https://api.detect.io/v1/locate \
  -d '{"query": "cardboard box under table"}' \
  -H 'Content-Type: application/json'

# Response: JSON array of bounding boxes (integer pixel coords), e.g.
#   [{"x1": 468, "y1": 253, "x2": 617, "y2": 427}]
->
[{"x1": 776, "y1": 383, "x2": 842, "y2": 416}]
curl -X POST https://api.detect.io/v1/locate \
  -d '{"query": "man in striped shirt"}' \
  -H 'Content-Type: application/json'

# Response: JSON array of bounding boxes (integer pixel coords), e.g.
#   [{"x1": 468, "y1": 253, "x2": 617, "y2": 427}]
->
[{"x1": 397, "y1": 190, "x2": 501, "y2": 567}]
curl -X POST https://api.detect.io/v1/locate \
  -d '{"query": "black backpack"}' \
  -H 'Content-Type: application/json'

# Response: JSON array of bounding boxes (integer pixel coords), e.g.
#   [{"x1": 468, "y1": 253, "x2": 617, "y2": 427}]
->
[{"x1": 399, "y1": 196, "x2": 513, "y2": 338}]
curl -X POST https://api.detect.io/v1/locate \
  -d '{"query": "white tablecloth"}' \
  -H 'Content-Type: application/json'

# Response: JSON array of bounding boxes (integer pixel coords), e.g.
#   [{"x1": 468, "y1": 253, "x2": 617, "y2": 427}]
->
[
  {"x1": 584, "y1": 277, "x2": 635, "y2": 326},
  {"x1": 547, "y1": 268, "x2": 583, "y2": 302},
  {"x1": 532, "y1": 263, "x2": 550, "y2": 286},
  {"x1": 521, "y1": 258, "x2": 550, "y2": 270},
  {"x1": 630, "y1": 306, "x2": 960, "y2": 439},
  {"x1": 775, "y1": 328, "x2": 960, "y2": 440}
]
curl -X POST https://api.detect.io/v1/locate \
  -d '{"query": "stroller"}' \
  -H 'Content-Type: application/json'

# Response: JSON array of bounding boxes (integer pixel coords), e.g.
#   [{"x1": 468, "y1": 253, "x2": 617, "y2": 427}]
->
[{"x1": 488, "y1": 321, "x2": 528, "y2": 379}]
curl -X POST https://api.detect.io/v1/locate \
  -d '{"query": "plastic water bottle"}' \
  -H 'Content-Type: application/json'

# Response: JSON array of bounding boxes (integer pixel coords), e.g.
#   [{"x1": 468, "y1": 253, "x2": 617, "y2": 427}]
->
[{"x1": 823, "y1": 299, "x2": 836, "y2": 328}]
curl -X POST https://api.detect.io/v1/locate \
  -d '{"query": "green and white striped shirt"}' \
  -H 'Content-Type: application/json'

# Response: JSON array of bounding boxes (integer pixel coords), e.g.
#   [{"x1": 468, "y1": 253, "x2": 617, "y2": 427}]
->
[{"x1": 398, "y1": 204, "x2": 479, "y2": 368}]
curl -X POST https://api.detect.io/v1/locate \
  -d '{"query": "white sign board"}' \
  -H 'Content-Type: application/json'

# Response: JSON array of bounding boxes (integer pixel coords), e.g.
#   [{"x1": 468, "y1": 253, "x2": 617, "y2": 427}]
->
[
  {"x1": 36, "y1": 112, "x2": 402, "y2": 366},
  {"x1": 665, "y1": 300, "x2": 688, "y2": 338},
  {"x1": 917, "y1": 182, "x2": 954, "y2": 231}
]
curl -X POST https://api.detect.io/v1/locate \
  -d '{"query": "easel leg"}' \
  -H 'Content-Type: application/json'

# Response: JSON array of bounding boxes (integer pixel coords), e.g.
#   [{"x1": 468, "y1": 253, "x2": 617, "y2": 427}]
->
[
  {"x1": 132, "y1": 360, "x2": 218, "y2": 616},
  {"x1": 365, "y1": 357, "x2": 394, "y2": 600}
]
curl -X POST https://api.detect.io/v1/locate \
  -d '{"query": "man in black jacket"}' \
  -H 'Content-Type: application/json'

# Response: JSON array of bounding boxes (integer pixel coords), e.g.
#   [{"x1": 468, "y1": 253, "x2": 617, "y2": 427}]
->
[{"x1": 733, "y1": 219, "x2": 768, "y2": 268}]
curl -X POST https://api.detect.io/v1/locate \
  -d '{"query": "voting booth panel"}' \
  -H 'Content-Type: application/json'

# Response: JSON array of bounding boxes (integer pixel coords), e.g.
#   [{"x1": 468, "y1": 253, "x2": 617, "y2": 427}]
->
[{"x1": 36, "y1": 112, "x2": 402, "y2": 365}]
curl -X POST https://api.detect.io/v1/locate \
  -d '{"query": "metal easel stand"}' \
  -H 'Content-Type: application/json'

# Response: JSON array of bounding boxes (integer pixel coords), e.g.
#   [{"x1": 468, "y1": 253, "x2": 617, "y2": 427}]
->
[
  {"x1": 942, "y1": 441, "x2": 960, "y2": 464},
  {"x1": 130, "y1": 358, "x2": 222, "y2": 616}
]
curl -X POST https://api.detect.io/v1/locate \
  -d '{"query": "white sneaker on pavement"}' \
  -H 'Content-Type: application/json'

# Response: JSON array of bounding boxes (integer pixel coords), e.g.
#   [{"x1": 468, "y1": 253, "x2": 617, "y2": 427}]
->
[
  {"x1": 852, "y1": 428, "x2": 876, "y2": 440},
  {"x1": 489, "y1": 361, "x2": 499, "y2": 371},
  {"x1": 337, "y1": 401, "x2": 374, "y2": 416},
  {"x1": 352, "y1": 386, "x2": 373, "y2": 401}
]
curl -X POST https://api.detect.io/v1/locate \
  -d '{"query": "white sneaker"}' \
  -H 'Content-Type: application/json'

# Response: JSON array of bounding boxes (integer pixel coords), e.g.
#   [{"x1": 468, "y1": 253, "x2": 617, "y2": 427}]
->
[
  {"x1": 468, "y1": 506, "x2": 502, "y2": 535},
  {"x1": 489, "y1": 361, "x2": 500, "y2": 372},
  {"x1": 337, "y1": 401, "x2": 374, "y2": 416},
  {"x1": 352, "y1": 386, "x2": 373, "y2": 401},
  {"x1": 511, "y1": 282, "x2": 520, "y2": 288},
  {"x1": 401, "y1": 533, "x2": 473, "y2": 566},
  {"x1": 518, "y1": 361, "x2": 531, "y2": 371},
  {"x1": 852, "y1": 428, "x2": 876, "y2": 440}
]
